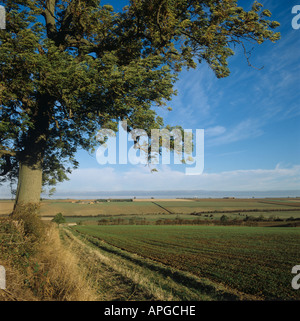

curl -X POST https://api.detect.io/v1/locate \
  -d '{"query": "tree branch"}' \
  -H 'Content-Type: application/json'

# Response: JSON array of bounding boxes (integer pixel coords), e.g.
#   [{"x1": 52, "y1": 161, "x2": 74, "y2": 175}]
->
[
  {"x1": 241, "y1": 42, "x2": 264, "y2": 71},
  {"x1": 0, "y1": 147, "x2": 16, "y2": 157},
  {"x1": 42, "y1": 0, "x2": 57, "y2": 39}
]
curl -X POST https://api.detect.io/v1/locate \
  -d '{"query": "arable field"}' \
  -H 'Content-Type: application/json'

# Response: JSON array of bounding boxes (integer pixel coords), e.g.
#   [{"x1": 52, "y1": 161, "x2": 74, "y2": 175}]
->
[
  {"x1": 40, "y1": 200, "x2": 168, "y2": 216},
  {"x1": 72, "y1": 225, "x2": 300, "y2": 300},
  {"x1": 154, "y1": 199, "x2": 300, "y2": 214},
  {"x1": 0, "y1": 200, "x2": 14, "y2": 215},
  {"x1": 1, "y1": 198, "x2": 299, "y2": 217},
  {"x1": 37, "y1": 198, "x2": 300, "y2": 219},
  {"x1": 1, "y1": 197, "x2": 299, "y2": 301}
]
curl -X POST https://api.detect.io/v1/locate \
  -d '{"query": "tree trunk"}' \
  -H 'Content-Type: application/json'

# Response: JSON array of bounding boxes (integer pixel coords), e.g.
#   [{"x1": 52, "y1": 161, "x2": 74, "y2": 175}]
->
[
  {"x1": 11, "y1": 92, "x2": 54, "y2": 215},
  {"x1": 12, "y1": 159, "x2": 44, "y2": 238},
  {"x1": 14, "y1": 161, "x2": 43, "y2": 207},
  {"x1": 12, "y1": 94, "x2": 53, "y2": 214},
  {"x1": 12, "y1": 131, "x2": 46, "y2": 214}
]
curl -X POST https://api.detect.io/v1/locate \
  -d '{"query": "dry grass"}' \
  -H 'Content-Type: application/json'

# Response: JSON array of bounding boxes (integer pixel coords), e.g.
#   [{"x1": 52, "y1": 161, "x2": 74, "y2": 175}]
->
[
  {"x1": 62, "y1": 229, "x2": 169, "y2": 300},
  {"x1": 0, "y1": 214, "x2": 99, "y2": 301},
  {"x1": 31, "y1": 225, "x2": 99, "y2": 301},
  {"x1": 0, "y1": 261, "x2": 38, "y2": 301},
  {"x1": 61, "y1": 229, "x2": 157, "y2": 301}
]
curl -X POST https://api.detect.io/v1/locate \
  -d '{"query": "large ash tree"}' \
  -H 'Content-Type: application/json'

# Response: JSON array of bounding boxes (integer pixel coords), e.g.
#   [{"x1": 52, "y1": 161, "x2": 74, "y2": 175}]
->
[{"x1": 0, "y1": 0, "x2": 279, "y2": 212}]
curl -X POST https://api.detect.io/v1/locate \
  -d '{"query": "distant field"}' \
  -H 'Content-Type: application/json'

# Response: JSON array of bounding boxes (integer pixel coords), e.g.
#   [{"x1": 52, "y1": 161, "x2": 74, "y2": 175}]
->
[
  {"x1": 72, "y1": 225, "x2": 300, "y2": 300},
  {"x1": 0, "y1": 200, "x2": 13, "y2": 215},
  {"x1": 156, "y1": 199, "x2": 300, "y2": 213},
  {"x1": 1, "y1": 198, "x2": 300, "y2": 218},
  {"x1": 39, "y1": 200, "x2": 169, "y2": 216},
  {"x1": 36, "y1": 198, "x2": 300, "y2": 220}
]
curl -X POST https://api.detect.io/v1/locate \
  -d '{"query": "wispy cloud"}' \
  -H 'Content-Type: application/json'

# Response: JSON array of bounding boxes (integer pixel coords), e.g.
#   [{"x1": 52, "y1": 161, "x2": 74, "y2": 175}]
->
[
  {"x1": 205, "y1": 126, "x2": 227, "y2": 138},
  {"x1": 40, "y1": 163, "x2": 300, "y2": 195},
  {"x1": 163, "y1": 65, "x2": 219, "y2": 128},
  {"x1": 206, "y1": 118, "x2": 264, "y2": 146}
]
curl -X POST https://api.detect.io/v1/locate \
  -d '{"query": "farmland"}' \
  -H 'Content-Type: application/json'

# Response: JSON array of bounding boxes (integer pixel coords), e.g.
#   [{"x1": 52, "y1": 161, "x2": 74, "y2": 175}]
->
[
  {"x1": 70, "y1": 224, "x2": 300, "y2": 300},
  {"x1": 1, "y1": 197, "x2": 300, "y2": 220},
  {"x1": 1, "y1": 197, "x2": 300, "y2": 301}
]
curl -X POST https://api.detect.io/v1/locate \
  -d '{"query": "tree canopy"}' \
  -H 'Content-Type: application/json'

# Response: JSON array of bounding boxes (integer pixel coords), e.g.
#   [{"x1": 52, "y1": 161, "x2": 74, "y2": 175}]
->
[{"x1": 0, "y1": 0, "x2": 280, "y2": 207}]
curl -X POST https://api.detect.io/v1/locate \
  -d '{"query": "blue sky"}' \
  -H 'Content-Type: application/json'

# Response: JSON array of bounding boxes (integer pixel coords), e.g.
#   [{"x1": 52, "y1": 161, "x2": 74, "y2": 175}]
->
[{"x1": 1, "y1": 0, "x2": 300, "y2": 198}]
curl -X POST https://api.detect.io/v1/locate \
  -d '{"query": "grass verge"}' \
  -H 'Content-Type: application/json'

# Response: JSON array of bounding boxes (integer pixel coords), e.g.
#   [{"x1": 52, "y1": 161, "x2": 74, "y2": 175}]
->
[{"x1": 0, "y1": 211, "x2": 98, "y2": 301}]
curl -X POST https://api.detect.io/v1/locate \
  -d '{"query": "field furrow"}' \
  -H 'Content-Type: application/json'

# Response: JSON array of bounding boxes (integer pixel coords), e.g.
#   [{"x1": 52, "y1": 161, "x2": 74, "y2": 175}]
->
[
  {"x1": 64, "y1": 227, "x2": 260, "y2": 301},
  {"x1": 71, "y1": 225, "x2": 300, "y2": 300}
]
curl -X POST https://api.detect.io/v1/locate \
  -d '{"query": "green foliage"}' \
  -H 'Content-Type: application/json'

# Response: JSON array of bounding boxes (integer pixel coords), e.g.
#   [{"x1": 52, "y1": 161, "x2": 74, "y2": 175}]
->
[
  {"x1": 52, "y1": 212, "x2": 66, "y2": 225},
  {"x1": 0, "y1": 0, "x2": 280, "y2": 196},
  {"x1": 220, "y1": 214, "x2": 228, "y2": 222}
]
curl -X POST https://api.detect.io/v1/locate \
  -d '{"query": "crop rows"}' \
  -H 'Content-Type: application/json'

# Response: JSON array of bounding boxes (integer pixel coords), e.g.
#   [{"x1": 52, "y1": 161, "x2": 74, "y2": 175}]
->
[{"x1": 73, "y1": 225, "x2": 300, "y2": 300}]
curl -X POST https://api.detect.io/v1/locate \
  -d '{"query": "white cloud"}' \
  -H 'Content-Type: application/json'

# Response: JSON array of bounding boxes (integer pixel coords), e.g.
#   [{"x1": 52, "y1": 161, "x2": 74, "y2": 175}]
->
[
  {"x1": 52, "y1": 163, "x2": 300, "y2": 194},
  {"x1": 1, "y1": 164, "x2": 299, "y2": 199}
]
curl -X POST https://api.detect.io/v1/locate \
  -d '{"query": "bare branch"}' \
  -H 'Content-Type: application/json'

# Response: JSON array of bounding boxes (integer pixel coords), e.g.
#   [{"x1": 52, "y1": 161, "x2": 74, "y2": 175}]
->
[{"x1": 241, "y1": 42, "x2": 264, "y2": 71}]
